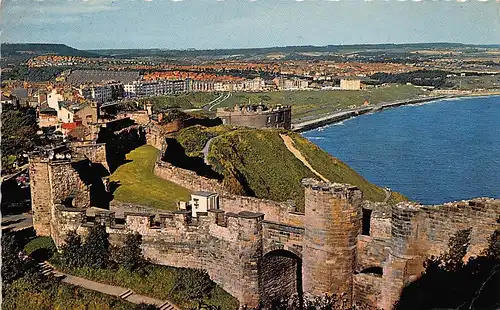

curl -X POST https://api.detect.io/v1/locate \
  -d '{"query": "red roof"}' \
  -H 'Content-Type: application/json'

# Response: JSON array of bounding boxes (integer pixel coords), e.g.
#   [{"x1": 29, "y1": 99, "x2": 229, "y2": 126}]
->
[{"x1": 62, "y1": 122, "x2": 80, "y2": 130}]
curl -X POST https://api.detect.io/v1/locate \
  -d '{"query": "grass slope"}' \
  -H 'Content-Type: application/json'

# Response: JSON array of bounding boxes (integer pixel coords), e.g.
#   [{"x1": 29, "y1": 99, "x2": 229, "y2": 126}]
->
[
  {"x1": 189, "y1": 127, "x2": 407, "y2": 210},
  {"x1": 207, "y1": 129, "x2": 318, "y2": 208},
  {"x1": 141, "y1": 92, "x2": 222, "y2": 111},
  {"x1": 218, "y1": 85, "x2": 425, "y2": 121},
  {"x1": 110, "y1": 145, "x2": 190, "y2": 210},
  {"x1": 50, "y1": 264, "x2": 239, "y2": 310},
  {"x1": 3, "y1": 276, "x2": 138, "y2": 310}
]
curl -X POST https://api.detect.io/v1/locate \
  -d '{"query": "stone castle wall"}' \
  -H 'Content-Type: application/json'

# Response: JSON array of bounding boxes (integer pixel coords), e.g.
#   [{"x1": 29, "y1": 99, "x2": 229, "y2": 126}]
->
[
  {"x1": 358, "y1": 199, "x2": 500, "y2": 310},
  {"x1": 31, "y1": 129, "x2": 500, "y2": 310},
  {"x1": 69, "y1": 143, "x2": 108, "y2": 171},
  {"x1": 29, "y1": 156, "x2": 91, "y2": 237},
  {"x1": 29, "y1": 159, "x2": 52, "y2": 236},
  {"x1": 53, "y1": 205, "x2": 265, "y2": 308}
]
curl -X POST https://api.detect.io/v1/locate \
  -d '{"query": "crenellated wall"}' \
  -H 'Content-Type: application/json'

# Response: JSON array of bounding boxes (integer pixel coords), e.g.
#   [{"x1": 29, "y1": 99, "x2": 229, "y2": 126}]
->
[
  {"x1": 31, "y1": 134, "x2": 500, "y2": 310},
  {"x1": 52, "y1": 205, "x2": 265, "y2": 308}
]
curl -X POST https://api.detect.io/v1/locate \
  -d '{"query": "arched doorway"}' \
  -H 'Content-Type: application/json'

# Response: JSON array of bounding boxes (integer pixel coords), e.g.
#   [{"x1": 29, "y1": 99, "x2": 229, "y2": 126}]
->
[{"x1": 261, "y1": 249, "x2": 303, "y2": 307}]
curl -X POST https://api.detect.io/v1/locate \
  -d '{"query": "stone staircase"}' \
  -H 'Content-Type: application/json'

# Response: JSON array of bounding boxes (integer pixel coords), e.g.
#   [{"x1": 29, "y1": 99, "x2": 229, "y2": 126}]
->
[
  {"x1": 158, "y1": 301, "x2": 177, "y2": 310},
  {"x1": 119, "y1": 289, "x2": 134, "y2": 299}
]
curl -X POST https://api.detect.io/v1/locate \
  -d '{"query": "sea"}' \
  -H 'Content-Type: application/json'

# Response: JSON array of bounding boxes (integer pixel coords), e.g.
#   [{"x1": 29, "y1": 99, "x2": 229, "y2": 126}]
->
[{"x1": 302, "y1": 95, "x2": 500, "y2": 205}]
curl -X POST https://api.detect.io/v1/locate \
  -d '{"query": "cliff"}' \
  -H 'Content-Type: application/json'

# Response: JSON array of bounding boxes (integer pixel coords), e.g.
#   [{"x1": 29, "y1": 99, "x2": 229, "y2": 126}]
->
[{"x1": 171, "y1": 125, "x2": 407, "y2": 210}]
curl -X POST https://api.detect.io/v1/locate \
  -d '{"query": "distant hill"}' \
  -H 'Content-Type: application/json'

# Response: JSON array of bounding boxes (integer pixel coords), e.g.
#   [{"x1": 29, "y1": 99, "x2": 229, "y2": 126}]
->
[
  {"x1": 2, "y1": 43, "x2": 98, "y2": 58},
  {"x1": 87, "y1": 42, "x2": 494, "y2": 58},
  {"x1": 172, "y1": 125, "x2": 407, "y2": 211}
]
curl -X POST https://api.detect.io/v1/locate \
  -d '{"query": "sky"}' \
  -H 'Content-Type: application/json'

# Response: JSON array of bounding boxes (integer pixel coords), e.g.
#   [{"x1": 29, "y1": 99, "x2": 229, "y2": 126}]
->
[{"x1": 2, "y1": 0, "x2": 500, "y2": 50}]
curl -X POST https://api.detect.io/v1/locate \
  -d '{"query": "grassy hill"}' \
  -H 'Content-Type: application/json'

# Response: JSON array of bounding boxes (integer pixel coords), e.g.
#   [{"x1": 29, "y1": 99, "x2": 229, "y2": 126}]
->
[
  {"x1": 174, "y1": 126, "x2": 407, "y2": 210},
  {"x1": 2, "y1": 43, "x2": 98, "y2": 58}
]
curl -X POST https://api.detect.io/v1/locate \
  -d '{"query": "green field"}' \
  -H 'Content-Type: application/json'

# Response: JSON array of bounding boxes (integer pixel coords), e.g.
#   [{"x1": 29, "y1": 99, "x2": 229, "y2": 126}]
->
[
  {"x1": 216, "y1": 85, "x2": 425, "y2": 121},
  {"x1": 109, "y1": 145, "x2": 191, "y2": 210},
  {"x1": 139, "y1": 92, "x2": 222, "y2": 110}
]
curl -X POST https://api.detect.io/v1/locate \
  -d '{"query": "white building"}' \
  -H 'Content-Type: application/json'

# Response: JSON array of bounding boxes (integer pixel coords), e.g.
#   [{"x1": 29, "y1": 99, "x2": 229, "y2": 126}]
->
[
  {"x1": 188, "y1": 191, "x2": 219, "y2": 218},
  {"x1": 80, "y1": 85, "x2": 113, "y2": 103},
  {"x1": 123, "y1": 80, "x2": 187, "y2": 98}
]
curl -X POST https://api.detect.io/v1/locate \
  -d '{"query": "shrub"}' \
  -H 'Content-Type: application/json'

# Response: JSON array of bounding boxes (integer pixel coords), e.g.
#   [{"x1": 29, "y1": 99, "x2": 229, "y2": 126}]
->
[
  {"x1": 24, "y1": 236, "x2": 56, "y2": 261},
  {"x1": 60, "y1": 230, "x2": 83, "y2": 268},
  {"x1": 81, "y1": 224, "x2": 111, "y2": 269},
  {"x1": 171, "y1": 268, "x2": 215, "y2": 303},
  {"x1": 1, "y1": 234, "x2": 24, "y2": 284},
  {"x1": 117, "y1": 232, "x2": 145, "y2": 271}
]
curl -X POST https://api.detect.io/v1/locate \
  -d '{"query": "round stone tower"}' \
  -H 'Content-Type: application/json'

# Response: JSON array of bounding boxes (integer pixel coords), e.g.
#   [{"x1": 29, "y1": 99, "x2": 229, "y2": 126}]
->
[{"x1": 302, "y1": 178, "x2": 363, "y2": 303}]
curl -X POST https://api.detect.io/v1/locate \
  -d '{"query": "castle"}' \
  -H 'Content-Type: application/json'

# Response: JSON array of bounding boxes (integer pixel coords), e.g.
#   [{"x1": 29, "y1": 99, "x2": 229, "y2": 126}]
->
[
  {"x1": 28, "y1": 122, "x2": 500, "y2": 309},
  {"x1": 216, "y1": 105, "x2": 292, "y2": 130}
]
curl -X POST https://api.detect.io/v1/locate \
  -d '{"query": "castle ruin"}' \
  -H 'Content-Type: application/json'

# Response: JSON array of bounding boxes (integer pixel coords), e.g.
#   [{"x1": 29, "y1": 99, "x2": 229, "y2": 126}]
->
[{"x1": 28, "y1": 125, "x2": 500, "y2": 309}]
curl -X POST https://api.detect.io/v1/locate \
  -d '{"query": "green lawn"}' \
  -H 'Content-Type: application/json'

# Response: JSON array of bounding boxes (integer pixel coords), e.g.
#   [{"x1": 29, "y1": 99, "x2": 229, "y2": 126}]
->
[
  {"x1": 139, "y1": 92, "x2": 223, "y2": 110},
  {"x1": 110, "y1": 145, "x2": 191, "y2": 210},
  {"x1": 217, "y1": 84, "x2": 425, "y2": 121}
]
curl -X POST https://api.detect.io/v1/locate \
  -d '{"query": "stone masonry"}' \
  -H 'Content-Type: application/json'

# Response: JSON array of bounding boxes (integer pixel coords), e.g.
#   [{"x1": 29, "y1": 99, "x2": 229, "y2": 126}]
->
[{"x1": 30, "y1": 134, "x2": 500, "y2": 309}]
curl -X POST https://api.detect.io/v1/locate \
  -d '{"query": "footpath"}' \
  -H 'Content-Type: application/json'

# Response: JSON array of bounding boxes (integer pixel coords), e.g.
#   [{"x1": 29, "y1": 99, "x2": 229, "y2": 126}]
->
[
  {"x1": 280, "y1": 134, "x2": 329, "y2": 183},
  {"x1": 39, "y1": 262, "x2": 179, "y2": 310}
]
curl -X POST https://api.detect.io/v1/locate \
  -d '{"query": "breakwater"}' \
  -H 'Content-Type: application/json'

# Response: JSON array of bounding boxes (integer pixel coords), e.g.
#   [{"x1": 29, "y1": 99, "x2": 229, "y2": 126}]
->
[{"x1": 292, "y1": 95, "x2": 448, "y2": 132}]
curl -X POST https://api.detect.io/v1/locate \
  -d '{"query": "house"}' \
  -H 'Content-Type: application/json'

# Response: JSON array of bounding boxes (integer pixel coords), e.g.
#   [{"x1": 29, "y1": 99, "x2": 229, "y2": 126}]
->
[{"x1": 38, "y1": 106, "x2": 59, "y2": 128}]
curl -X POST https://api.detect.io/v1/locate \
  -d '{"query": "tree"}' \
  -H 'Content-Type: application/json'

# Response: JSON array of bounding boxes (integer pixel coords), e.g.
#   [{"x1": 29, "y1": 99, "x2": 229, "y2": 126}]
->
[
  {"x1": 171, "y1": 269, "x2": 215, "y2": 305},
  {"x1": 1, "y1": 234, "x2": 24, "y2": 284},
  {"x1": 81, "y1": 224, "x2": 111, "y2": 269},
  {"x1": 117, "y1": 232, "x2": 145, "y2": 271},
  {"x1": 60, "y1": 230, "x2": 83, "y2": 268},
  {"x1": 1, "y1": 107, "x2": 38, "y2": 157}
]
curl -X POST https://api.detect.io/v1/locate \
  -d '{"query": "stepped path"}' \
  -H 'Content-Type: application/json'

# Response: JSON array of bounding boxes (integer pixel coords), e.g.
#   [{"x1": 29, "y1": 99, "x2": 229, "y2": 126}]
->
[
  {"x1": 39, "y1": 262, "x2": 179, "y2": 310},
  {"x1": 280, "y1": 134, "x2": 330, "y2": 183}
]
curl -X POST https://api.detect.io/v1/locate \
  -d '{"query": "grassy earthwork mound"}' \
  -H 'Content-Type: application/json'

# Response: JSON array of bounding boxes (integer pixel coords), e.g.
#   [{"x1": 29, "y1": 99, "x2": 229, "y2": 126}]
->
[{"x1": 109, "y1": 145, "x2": 191, "y2": 210}]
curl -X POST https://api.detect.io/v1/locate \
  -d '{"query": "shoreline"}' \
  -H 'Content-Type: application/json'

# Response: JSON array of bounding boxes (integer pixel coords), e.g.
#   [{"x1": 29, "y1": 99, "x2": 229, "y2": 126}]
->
[{"x1": 291, "y1": 92, "x2": 500, "y2": 133}]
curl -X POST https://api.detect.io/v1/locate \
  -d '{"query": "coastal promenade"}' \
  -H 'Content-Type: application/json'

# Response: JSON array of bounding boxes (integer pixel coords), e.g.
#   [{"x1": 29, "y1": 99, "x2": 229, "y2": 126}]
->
[{"x1": 292, "y1": 95, "x2": 448, "y2": 132}]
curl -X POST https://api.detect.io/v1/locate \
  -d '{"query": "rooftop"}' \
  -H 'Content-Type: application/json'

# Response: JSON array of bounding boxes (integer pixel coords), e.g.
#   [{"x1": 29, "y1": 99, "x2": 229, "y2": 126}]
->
[{"x1": 192, "y1": 191, "x2": 217, "y2": 198}]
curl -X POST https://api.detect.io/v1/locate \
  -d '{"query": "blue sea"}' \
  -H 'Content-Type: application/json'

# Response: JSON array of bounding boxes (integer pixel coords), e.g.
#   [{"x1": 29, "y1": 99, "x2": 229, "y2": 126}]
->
[{"x1": 303, "y1": 96, "x2": 500, "y2": 205}]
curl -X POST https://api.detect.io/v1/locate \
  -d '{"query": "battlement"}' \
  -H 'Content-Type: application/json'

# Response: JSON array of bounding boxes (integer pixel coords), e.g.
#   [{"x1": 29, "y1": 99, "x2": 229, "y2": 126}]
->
[
  {"x1": 216, "y1": 104, "x2": 292, "y2": 130},
  {"x1": 53, "y1": 203, "x2": 265, "y2": 238},
  {"x1": 302, "y1": 178, "x2": 362, "y2": 200},
  {"x1": 217, "y1": 104, "x2": 292, "y2": 116}
]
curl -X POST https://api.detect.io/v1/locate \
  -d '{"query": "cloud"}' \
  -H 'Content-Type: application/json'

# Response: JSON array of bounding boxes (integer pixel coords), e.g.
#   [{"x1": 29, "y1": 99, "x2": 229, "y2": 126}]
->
[
  {"x1": 3, "y1": 0, "x2": 121, "y2": 25},
  {"x1": 5, "y1": 0, "x2": 120, "y2": 15}
]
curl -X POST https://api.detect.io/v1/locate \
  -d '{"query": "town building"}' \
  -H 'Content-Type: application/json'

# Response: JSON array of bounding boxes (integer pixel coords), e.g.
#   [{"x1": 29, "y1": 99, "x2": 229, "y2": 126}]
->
[
  {"x1": 216, "y1": 104, "x2": 292, "y2": 130},
  {"x1": 340, "y1": 78, "x2": 362, "y2": 90},
  {"x1": 123, "y1": 79, "x2": 187, "y2": 98}
]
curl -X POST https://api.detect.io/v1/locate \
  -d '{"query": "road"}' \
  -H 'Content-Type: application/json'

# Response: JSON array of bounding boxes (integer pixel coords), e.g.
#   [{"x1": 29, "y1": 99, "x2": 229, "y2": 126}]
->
[
  {"x1": 1, "y1": 213, "x2": 33, "y2": 231},
  {"x1": 292, "y1": 95, "x2": 448, "y2": 132},
  {"x1": 207, "y1": 92, "x2": 232, "y2": 111}
]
